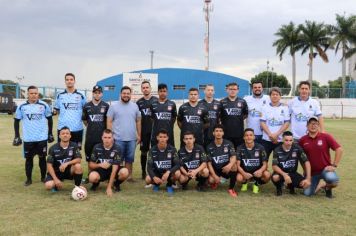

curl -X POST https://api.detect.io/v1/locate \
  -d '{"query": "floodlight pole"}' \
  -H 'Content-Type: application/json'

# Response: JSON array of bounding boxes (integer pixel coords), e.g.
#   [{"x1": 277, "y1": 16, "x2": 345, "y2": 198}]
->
[
  {"x1": 204, "y1": 0, "x2": 212, "y2": 71},
  {"x1": 149, "y1": 50, "x2": 154, "y2": 69}
]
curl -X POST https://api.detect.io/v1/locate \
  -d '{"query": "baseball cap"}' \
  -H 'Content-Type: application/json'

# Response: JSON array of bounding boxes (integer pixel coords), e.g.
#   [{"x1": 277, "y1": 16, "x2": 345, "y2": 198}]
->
[
  {"x1": 307, "y1": 116, "x2": 319, "y2": 123},
  {"x1": 92, "y1": 85, "x2": 103, "y2": 92}
]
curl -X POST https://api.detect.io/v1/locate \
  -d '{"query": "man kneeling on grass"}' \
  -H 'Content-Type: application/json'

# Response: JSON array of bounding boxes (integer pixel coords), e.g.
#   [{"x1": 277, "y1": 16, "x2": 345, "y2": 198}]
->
[
  {"x1": 88, "y1": 129, "x2": 129, "y2": 197},
  {"x1": 146, "y1": 129, "x2": 181, "y2": 195},
  {"x1": 236, "y1": 128, "x2": 271, "y2": 194},
  {"x1": 271, "y1": 131, "x2": 311, "y2": 196},
  {"x1": 206, "y1": 124, "x2": 238, "y2": 197},
  {"x1": 44, "y1": 127, "x2": 83, "y2": 192},
  {"x1": 178, "y1": 131, "x2": 209, "y2": 191}
]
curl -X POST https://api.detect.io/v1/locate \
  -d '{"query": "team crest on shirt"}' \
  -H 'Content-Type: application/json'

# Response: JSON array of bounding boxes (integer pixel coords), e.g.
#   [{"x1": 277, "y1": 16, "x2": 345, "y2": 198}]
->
[
  {"x1": 237, "y1": 102, "x2": 242, "y2": 107},
  {"x1": 292, "y1": 152, "x2": 297, "y2": 157},
  {"x1": 255, "y1": 151, "x2": 259, "y2": 157},
  {"x1": 317, "y1": 140, "x2": 323, "y2": 146},
  {"x1": 213, "y1": 105, "x2": 218, "y2": 110},
  {"x1": 110, "y1": 152, "x2": 115, "y2": 157},
  {"x1": 309, "y1": 105, "x2": 313, "y2": 110},
  {"x1": 224, "y1": 147, "x2": 228, "y2": 153},
  {"x1": 263, "y1": 100, "x2": 266, "y2": 105},
  {"x1": 167, "y1": 153, "x2": 172, "y2": 159},
  {"x1": 39, "y1": 106, "x2": 44, "y2": 112},
  {"x1": 197, "y1": 109, "x2": 202, "y2": 115},
  {"x1": 68, "y1": 150, "x2": 73, "y2": 156},
  {"x1": 75, "y1": 95, "x2": 81, "y2": 102},
  {"x1": 195, "y1": 153, "x2": 200, "y2": 159},
  {"x1": 101, "y1": 107, "x2": 105, "y2": 113},
  {"x1": 167, "y1": 105, "x2": 172, "y2": 111}
]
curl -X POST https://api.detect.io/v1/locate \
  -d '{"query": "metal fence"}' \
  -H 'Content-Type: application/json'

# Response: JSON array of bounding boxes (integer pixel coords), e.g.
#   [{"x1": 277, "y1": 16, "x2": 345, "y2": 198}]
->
[{"x1": 262, "y1": 88, "x2": 356, "y2": 98}]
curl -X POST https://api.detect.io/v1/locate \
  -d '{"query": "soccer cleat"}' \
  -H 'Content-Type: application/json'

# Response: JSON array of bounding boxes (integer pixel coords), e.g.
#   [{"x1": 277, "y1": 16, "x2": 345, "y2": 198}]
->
[
  {"x1": 276, "y1": 187, "x2": 283, "y2": 196},
  {"x1": 325, "y1": 188, "x2": 333, "y2": 198},
  {"x1": 181, "y1": 183, "x2": 188, "y2": 191},
  {"x1": 252, "y1": 184, "x2": 259, "y2": 194},
  {"x1": 24, "y1": 179, "x2": 32, "y2": 186},
  {"x1": 90, "y1": 183, "x2": 99, "y2": 191},
  {"x1": 144, "y1": 184, "x2": 153, "y2": 188},
  {"x1": 210, "y1": 182, "x2": 218, "y2": 190},
  {"x1": 220, "y1": 177, "x2": 227, "y2": 184},
  {"x1": 172, "y1": 183, "x2": 179, "y2": 189},
  {"x1": 153, "y1": 185, "x2": 160, "y2": 192},
  {"x1": 196, "y1": 185, "x2": 206, "y2": 192},
  {"x1": 240, "y1": 183, "x2": 248, "y2": 192},
  {"x1": 289, "y1": 187, "x2": 296, "y2": 195},
  {"x1": 114, "y1": 184, "x2": 121, "y2": 192},
  {"x1": 81, "y1": 178, "x2": 89, "y2": 184},
  {"x1": 166, "y1": 186, "x2": 174, "y2": 195},
  {"x1": 51, "y1": 187, "x2": 58, "y2": 192},
  {"x1": 228, "y1": 189, "x2": 238, "y2": 198},
  {"x1": 41, "y1": 177, "x2": 46, "y2": 183}
]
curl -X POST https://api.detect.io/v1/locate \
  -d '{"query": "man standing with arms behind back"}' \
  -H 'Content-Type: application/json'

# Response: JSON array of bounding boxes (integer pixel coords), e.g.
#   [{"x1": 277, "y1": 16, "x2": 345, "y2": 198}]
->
[
  {"x1": 220, "y1": 82, "x2": 248, "y2": 149},
  {"x1": 244, "y1": 81, "x2": 270, "y2": 143},
  {"x1": 54, "y1": 73, "x2": 86, "y2": 148},
  {"x1": 107, "y1": 86, "x2": 141, "y2": 182},
  {"x1": 136, "y1": 81, "x2": 158, "y2": 180}
]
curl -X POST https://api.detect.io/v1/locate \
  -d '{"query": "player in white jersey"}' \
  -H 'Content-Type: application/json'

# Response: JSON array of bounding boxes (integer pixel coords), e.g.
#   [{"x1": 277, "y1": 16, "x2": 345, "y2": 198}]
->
[
  {"x1": 288, "y1": 81, "x2": 324, "y2": 141},
  {"x1": 244, "y1": 81, "x2": 270, "y2": 143},
  {"x1": 260, "y1": 87, "x2": 290, "y2": 159}
]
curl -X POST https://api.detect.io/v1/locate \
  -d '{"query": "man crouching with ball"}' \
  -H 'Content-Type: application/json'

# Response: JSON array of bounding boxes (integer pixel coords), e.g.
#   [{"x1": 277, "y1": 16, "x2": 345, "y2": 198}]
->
[{"x1": 44, "y1": 127, "x2": 83, "y2": 192}]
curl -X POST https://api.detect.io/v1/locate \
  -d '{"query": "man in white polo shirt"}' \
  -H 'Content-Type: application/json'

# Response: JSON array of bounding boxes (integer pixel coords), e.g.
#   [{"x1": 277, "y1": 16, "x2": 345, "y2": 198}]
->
[
  {"x1": 288, "y1": 81, "x2": 324, "y2": 141},
  {"x1": 244, "y1": 81, "x2": 270, "y2": 143}
]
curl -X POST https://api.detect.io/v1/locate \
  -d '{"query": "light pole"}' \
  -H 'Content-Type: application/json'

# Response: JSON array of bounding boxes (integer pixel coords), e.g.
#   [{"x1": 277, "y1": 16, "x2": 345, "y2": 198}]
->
[
  {"x1": 266, "y1": 60, "x2": 269, "y2": 91},
  {"x1": 149, "y1": 50, "x2": 154, "y2": 69},
  {"x1": 271, "y1": 67, "x2": 274, "y2": 88}
]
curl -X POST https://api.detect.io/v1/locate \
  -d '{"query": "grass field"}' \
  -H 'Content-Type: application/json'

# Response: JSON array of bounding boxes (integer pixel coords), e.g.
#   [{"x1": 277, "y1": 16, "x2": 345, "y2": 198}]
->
[{"x1": 0, "y1": 115, "x2": 355, "y2": 235}]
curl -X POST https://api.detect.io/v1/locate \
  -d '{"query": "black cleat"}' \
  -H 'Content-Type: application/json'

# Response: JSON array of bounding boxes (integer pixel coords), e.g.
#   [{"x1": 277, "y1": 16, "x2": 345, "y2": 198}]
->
[
  {"x1": 325, "y1": 188, "x2": 333, "y2": 198},
  {"x1": 24, "y1": 179, "x2": 32, "y2": 186},
  {"x1": 196, "y1": 185, "x2": 206, "y2": 192},
  {"x1": 90, "y1": 183, "x2": 99, "y2": 191},
  {"x1": 181, "y1": 183, "x2": 188, "y2": 191},
  {"x1": 276, "y1": 187, "x2": 283, "y2": 196},
  {"x1": 114, "y1": 184, "x2": 121, "y2": 192},
  {"x1": 41, "y1": 177, "x2": 46, "y2": 183},
  {"x1": 289, "y1": 187, "x2": 296, "y2": 195}
]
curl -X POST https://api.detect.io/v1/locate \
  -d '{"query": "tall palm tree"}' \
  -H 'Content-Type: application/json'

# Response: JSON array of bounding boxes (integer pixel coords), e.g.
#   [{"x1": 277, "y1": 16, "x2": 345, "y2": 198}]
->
[
  {"x1": 299, "y1": 21, "x2": 330, "y2": 93},
  {"x1": 273, "y1": 22, "x2": 302, "y2": 95},
  {"x1": 329, "y1": 14, "x2": 356, "y2": 96}
]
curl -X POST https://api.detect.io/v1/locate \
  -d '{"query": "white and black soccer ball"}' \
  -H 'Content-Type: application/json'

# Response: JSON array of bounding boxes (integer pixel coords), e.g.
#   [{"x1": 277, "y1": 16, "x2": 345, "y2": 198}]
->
[{"x1": 71, "y1": 186, "x2": 88, "y2": 201}]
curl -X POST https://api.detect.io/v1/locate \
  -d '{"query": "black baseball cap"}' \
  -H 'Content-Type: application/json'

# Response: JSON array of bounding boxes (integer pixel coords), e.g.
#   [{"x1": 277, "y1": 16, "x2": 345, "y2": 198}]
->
[{"x1": 92, "y1": 85, "x2": 103, "y2": 92}]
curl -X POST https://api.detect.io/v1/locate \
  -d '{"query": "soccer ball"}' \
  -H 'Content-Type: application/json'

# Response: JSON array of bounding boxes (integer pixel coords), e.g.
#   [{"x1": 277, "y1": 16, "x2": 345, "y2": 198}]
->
[{"x1": 71, "y1": 186, "x2": 87, "y2": 201}]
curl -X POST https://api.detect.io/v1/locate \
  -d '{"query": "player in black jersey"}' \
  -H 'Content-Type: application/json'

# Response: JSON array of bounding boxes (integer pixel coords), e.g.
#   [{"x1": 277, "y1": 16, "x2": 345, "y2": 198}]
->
[
  {"x1": 220, "y1": 82, "x2": 248, "y2": 149},
  {"x1": 198, "y1": 84, "x2": 221, "y2": 148},
  {"x1": 206, "y1": 124, "x2": 238, "y2": 197},
  {"x1": 150, "y1": 83, "x2": 177, "y2": 147},
  {"x1": 146, "y1": 129, "x2": 181, "y2": 195},
  {"x1": 136, "y1": 81, "x2": 158, "y2": 180},
  {"x1": 44, "y1": 127, "x2": 83, "y2": 191},
  {"x1": 178, "y1": 131, "x2": 209, "y2": 191},
  {"x1": 236, "y1": 128, "x2": 271, "y2": 194},
  {"x1": 82, "y1": 85, "x2": 109, "y2": 182},
  {"x1": 88, "y1": 129, "x2": 129, "y2": 196},
  {"x1": 177, "y1": 88, "x2": 209, "y2": 147},
  {"x1": 272, "y1": 131, "x2": 311, "y2": 196}
]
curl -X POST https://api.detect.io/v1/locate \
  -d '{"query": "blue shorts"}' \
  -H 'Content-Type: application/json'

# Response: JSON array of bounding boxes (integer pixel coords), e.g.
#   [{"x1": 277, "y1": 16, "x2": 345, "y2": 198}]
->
[
  {"x1": 116, "y1": 140, "x2": 136, "y2": 164},
  {"x1": 304, "y1": 169, "x2": 339, "y2": 196}
]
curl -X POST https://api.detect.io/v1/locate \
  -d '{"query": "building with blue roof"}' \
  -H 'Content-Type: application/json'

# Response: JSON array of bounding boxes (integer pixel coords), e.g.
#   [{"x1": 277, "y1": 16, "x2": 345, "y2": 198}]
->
[{"x1": 97, "y1": 68, "x2": 250, "y2": 101}]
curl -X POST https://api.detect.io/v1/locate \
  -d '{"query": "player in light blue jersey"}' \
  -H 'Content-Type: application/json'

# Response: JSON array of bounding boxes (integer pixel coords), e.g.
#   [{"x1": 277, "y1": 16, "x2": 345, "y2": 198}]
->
[
  {"x1": 13, "y1": 86, "x2": 54, "y2": 186},
  {"x1": 54, "y1": 73, "x2": 86, "y2": 149}
]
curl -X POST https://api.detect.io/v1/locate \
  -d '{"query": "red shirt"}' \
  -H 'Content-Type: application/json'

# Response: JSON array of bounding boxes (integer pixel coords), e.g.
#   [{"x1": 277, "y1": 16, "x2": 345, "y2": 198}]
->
[{"x1": 299, "y1": 132, "x2": 341, "y2": 176}]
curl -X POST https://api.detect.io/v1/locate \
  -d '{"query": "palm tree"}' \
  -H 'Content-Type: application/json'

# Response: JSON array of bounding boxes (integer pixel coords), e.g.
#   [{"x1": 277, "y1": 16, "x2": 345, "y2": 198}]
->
[
  {"x1": 329, "y1": 14, "x2": 356, "y2": 96},
  {"x1": 273, "y1": 22, "x2": 302, "y2": 95},
  {"x1": 299, "y1": 21, "x2": 330, "y2": 93}
]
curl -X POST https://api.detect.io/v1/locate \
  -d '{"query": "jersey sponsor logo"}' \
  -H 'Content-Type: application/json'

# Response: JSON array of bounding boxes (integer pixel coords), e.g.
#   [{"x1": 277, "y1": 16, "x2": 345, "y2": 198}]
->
[
  {"x1": 208, "y1": 111, "x2": 217, "y2": 119},
  {"x1": 280, "y1": 159, "x2": 297, "y2": 169},
  {"x1": 317, "y1": 140, "x2": 323, "y2": 146},
  {"x1": 63, "y1": 103, "x2": 80, "y2": 110},
  {"x1": 89, "y1": 114, "x2": 104, "y2": 122},
  {"x1": 225, "y1": 108, "x2": 241, "y2": 116},
  {"x1": 98, "y1": 158, "x2": 112, "y2": 164},
  {"x1": 57, "y1": 157, "x2": 72, "y2": 165},
  {"x1": 267, "y1": 118, "x2": 283, "y2": 127},
  {"x1": 242, "y1": 159, "x2": 260, "y2": 167},
  {"x1": 185, "y1": 160, "x2": 200, "y2": 169},
  {"x1": 155, "y1": 112, "x2": 172, "y2": 120},
  {"x1": 142, "y1": 108, "x2": 151, "y2": 116},
  {"x1": 184, "y1": 115, "x2": 201, "y2": 123},
  {"x1": 249, "y1": 108, "x2": 261, "y2": 118},
  {"x1": 295, "y1": 113, "x2": 308, "y2": 122},
  {"x1": 212, "y1": 154, "x2": 229, "y2": 164},
  {"x1": 154, "y1": 160, "x2": 171, "y2": 169},
  {"x1": 26, "y1": 113, "x2": 43, "y2": 120}
]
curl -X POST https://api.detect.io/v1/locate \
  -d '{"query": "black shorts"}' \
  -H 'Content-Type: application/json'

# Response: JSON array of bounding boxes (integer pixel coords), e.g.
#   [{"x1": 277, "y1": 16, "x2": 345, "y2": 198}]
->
[
  {"x1": 23, "y1": 140, "x2": 47, "y2": 158},
  {"x1": 272, "y1": 172, "x2": 305, "y2": 188},
  {"x1": 91, "y1": 167, "x2": 115, "y2": 182},
  {"x1": 261, "y1": 140, "x2": 281, "y2": 160},
  {"x1": 57, "y1": 130, "x2": 83, "y2": 149},
  {"x1": 151, "y1": 170, "x2": 171, "y2": 179},
  {"x1": 225, "y1": 137, "x2": 244, "y2": 149},
  {"x1": 214, "y1": 168, "x2": 230, "y2": 179},
  {"x1": 45, "y1": 166, "x2": 73, "y2": 182},
  {"x1": 140, "y1": 133, "x2": 152, "y2": 152},
  {"x1": 84, "y1": 141, "x2": 100, "y2": 161}
]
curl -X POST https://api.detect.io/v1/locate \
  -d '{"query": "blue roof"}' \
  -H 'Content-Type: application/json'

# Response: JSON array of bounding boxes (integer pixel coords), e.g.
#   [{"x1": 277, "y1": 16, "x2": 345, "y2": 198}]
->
[{"x1": 97, "y1": 67, "x2": 250, "y2": 101}]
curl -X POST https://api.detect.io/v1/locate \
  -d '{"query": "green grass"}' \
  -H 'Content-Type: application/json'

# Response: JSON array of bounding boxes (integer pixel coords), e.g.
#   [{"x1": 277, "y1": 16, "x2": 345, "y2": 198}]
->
[{"x1": 0, "y1": 115, "x2": 355, "y2": 235}]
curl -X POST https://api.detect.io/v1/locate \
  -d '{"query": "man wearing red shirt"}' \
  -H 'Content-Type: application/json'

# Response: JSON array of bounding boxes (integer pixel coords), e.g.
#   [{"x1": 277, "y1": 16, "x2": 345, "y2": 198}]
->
[{"x1": 299, "y1": 116, "x2": 343, "y2": 198}]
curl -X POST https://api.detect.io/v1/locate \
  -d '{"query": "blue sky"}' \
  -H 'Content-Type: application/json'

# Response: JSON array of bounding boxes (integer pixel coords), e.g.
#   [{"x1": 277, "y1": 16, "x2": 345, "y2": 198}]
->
[{"x1": 0, "y1": 0, "x2": 355, "y2": 89}]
